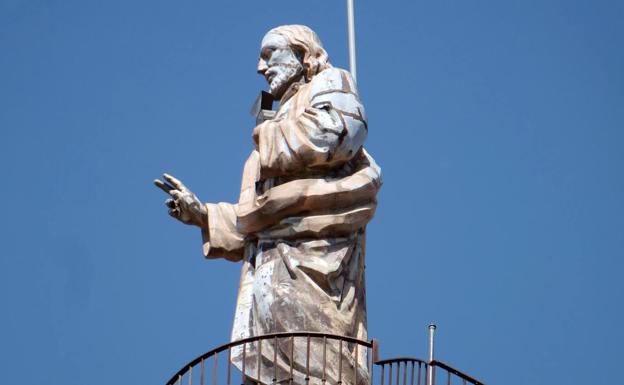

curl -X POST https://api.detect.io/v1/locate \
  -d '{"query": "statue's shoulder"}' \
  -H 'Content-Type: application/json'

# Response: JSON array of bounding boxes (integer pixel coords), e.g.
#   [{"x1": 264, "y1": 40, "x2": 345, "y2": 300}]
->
[{"x1": 309, "y1": 67, "x2": 358, "y2": 96}]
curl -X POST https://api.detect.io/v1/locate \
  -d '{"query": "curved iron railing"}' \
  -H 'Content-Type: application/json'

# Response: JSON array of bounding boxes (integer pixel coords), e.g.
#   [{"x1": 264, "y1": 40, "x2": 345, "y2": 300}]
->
[
  {"x1": 374, "y1": 357, "x2": 485, "y2": 385},
  {"x1": 165, "y1": 333, "x2": 485, "y2": 385},
  {"x1": 375, "y1": 357, "x2": 427, "y2": 385},
  {"x1": 165, "y1": 332, "x2": 374, "y2": 385},
  {"x1": 429, "y1": 360, "x2": 485, "y2": 385}
]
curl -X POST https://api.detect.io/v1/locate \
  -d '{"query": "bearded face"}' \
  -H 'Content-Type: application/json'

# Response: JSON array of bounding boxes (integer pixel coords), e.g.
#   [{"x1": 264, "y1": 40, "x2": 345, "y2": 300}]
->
[{"x1": 257, "y1": 32, "x2": 304, "y2": 99}]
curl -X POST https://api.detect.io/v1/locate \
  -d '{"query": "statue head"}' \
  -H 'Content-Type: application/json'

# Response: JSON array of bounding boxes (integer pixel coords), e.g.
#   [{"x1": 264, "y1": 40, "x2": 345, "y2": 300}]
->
[{"x1": 257, "y1": 25, "x2": 332, "y2": 99}]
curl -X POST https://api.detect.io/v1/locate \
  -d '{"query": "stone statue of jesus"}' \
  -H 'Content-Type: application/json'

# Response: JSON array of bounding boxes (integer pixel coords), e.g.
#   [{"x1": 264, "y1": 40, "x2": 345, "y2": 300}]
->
[{"x1": 155, "y1": 25, "x2": 381, "y2": 385}]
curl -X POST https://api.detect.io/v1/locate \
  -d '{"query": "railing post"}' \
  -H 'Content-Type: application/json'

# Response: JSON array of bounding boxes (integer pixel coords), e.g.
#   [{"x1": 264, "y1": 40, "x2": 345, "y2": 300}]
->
[
  {"x1": 427, "y1": 323, "x2": 436, "y2": 385},
  {"x1": 372, "y1": 339, "x2": 380, "y2": 363}
]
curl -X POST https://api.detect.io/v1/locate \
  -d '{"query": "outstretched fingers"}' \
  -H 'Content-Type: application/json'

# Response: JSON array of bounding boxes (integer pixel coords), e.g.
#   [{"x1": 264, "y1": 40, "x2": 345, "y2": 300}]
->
[
  {"x1": 154, "y1": 179, "x2": 175, "y2": 194},
  {"x1": 155, "y1": 173, "x2": 195, "y2": 224},
  {"x1": 163, "y1": 173, "x2": 186, "y2": 191}
]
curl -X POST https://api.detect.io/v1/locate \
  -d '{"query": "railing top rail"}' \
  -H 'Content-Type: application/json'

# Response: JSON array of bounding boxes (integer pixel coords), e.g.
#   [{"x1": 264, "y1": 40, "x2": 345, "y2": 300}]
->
[
  {"x1": 430, "y1": 360, "x2": 485, "y2": 385},
  {"x1": 374, "y1": 357, "x2": 485, "y2": 385},
  {"x1": 166, "y1": 331, "x2": 373, "y2": 385},
  {"x1": 374, "y1": 357, "x2": 427, "y2": 366}
]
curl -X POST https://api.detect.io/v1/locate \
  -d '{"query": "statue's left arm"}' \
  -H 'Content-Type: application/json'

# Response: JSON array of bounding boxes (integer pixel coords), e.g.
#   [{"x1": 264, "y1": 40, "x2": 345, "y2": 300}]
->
[
  {"x1": 253, "y1": 68, "x2": 367, "y2": 178},
  {"x1": 200, "y1": 149, "x2": 263, "y2": 261},
  {"x1": 154, "y1": 173, "x2": 245, "y2": 262}
]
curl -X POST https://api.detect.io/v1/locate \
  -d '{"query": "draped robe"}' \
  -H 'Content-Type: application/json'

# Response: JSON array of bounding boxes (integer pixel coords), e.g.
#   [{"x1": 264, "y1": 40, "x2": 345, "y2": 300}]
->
[{"x1": 200, "y1": 67, "x2": 381, "y2": 385}]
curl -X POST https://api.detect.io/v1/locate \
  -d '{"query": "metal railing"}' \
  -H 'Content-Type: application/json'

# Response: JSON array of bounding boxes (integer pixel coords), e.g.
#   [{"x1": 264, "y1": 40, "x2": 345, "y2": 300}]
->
[
  {"x1": 165, "y1": 332, "x2": 374, "y2": 385},
  {"x1": 374, "y1": 358, "x2": 485, "y2": 385},
  {"x1": 375, "y1": 357, "x2": 427, "y2": 385},
  {"x1": 165, "y1": 332, "x2": 485, "y2": 385}
]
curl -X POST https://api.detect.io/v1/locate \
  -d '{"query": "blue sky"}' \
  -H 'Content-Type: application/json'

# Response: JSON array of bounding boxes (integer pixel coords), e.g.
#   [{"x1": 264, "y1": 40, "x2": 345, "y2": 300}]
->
[{"x1": 1, "y1": 0, "x2": 623, "y2": 384}]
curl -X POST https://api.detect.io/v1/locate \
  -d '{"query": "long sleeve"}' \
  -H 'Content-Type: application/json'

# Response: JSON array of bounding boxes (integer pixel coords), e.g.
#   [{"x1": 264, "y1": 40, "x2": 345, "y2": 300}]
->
[
  {"x1": 253, "y1": 68, "x2": 368, "y2": 179},
  {"x1": 201, "y1": 150, "x2": 262, "y2": 260},
  {"x1": 201, "y1": 202, "x2": 245, "y2": 262}
]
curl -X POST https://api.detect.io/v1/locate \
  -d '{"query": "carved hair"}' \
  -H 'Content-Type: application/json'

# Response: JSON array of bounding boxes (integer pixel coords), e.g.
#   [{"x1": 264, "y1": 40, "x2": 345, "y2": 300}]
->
[{"x1": 268, "y1": 25, "x2": 333, "y2": 80}]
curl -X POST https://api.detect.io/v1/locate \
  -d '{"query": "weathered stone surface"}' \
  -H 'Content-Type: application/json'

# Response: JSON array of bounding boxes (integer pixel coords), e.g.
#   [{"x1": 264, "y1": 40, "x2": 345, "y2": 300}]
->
[{"x1": 155, "y1": 25, "x2": 381, "y2": 385}]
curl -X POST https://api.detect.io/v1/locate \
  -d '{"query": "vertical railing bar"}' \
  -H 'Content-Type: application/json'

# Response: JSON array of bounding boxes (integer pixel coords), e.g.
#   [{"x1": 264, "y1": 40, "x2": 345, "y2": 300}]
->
[
  {"x1": 418, "y1": 362, "x2": 422, "y2": 385},
  {"x1": 213, "y1": 353, "x2": 217, "y2": 385},
  {"x1": 242, "y1": 343, "x2": 247, "y2": 385},
  {"x1": 201, "y1": 358, "x2": 205, "y2": 385},
  {"x1": 410, "y1": 362, "x2": 415, "y2": 385},
  {"x1": 338, "y1": 339, "x2": 343, "y2": 384},
  {"x1": 447, "y1": 371, "x2": 451, "y2": 385},
  {"x1": 227, "y1": 347, "x2": 232, "y2": 385},
  {"x1": 322, "y1": 336, "x2": 327, "y2": 383},
  {"x1": 403, "y1": 361, "x2": 408, "y2": 385},
  {"x1": 381, "y1": 364, "x2": 385, "y2": 385},
  {"x1": 463, "y1": 380, "x2": 466, "y2": 385},
  {"x1": 389, "y1": 363, "x2": 393, "y2": 385},
  {"x1": 432, "y1": 365, "x2": 436, "y2": 385},
  {"x1": 273, "y1": 336, "x2": 278, "y2": 385},
  {"x1": 354, "y1": 343, "x2": 358, "y2": 385},
  {"x1": 396, "y1": 361, "x2": 400, "y2": 385},
  {"x1": 258, "y1": 339, "x2": 262, "y2": 382},
  {"x1": 305, "y1": 335, "x2": 311, "y2": 385},
  {"x1": 416, "y1": 362, "x2": 421, "y2": 385},
  {"x1": 393, "y1": 362, "x2": 398, "y2": 385},
  {"x1": 189, "y1": 365, "x2": 193, "y2": 385},
  {"x1": 178, "y1": 374, "x2": 182, "y2": 385},
  {"x1": 289, "y1": 335, "x2": 294, "y2": 385}
]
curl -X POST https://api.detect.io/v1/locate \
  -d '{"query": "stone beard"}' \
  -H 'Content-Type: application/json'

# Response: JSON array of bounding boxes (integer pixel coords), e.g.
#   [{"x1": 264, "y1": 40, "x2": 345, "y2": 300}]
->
[{"x1": 156, "y1": 25, "x2": 381, "y2": 385}]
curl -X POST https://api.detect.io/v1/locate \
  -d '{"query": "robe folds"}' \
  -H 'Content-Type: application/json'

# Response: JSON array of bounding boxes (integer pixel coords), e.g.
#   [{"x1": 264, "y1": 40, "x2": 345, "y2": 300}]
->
[{"x1": 200, "y1": 67, "x2": 381, "y2": 385}]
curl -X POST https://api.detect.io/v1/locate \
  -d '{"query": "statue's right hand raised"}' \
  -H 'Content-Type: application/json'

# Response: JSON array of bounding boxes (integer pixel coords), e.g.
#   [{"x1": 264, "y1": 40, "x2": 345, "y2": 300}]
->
[{"x1": 154, "y1": 173, "x2": 208, "y2": 228}]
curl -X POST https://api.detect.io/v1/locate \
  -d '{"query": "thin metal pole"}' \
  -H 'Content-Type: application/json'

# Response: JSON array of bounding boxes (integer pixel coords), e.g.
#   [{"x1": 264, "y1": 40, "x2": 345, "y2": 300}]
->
[
  {"x1": 428, "y1": 323, "x2": 436, "y2": 362},
  {"x1": 427, "y1": 323, "x2": 436, "y2": 385},
  {"x1": 346, "y1": 0, "x2": 357, "y2": 81}
]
